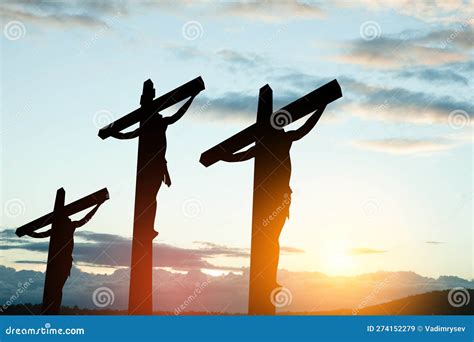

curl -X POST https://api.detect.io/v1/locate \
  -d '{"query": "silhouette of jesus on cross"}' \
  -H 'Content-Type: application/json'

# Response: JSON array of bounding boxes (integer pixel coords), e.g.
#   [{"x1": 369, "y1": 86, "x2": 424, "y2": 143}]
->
[
  {"x1": 201, "y1": 80, "x2": 342, "y2": 314},
  {"x1": 98, "y1": 77, "x2": 204, "y2": 314},
  {"x1": 15, "y1": 187, "x2": 109, "y2": 314}
]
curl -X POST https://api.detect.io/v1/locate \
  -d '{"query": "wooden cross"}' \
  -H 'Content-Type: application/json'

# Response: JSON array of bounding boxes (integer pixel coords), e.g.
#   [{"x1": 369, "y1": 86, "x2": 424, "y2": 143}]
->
[
  {"x1": 98, "y1": 77, "x2": 205, "y2": 315},
  {"x1": 200, "y1": 80, "x2": 342, "y2": 315},
  {"x1": 15, "y1": 187, "x2": 109, "y2": 315}
]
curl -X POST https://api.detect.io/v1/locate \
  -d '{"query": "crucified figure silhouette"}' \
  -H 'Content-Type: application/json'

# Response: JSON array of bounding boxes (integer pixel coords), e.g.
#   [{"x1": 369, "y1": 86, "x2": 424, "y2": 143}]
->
[
  {"x1": 109, "y1": 86, "x2": 198, "y2": 240},
  {"x1": 221, "y1": 105, "x2": 327, "y2": 311},
  {"x1": 200, "y1": 80, "x2": 341, "y2": 314},
  {"x1": 26, "y1": 188, "x2": 106, "y2": 314},
  {"x1": 99, "y1": 78, "x2": 204, "y2": 314}
]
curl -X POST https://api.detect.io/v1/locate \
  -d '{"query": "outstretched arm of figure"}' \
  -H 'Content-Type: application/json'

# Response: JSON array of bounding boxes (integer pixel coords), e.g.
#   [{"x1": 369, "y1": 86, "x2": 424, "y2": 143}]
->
[
  {"x1": 28, "y1": 229, "x2": 52, "y2": 238},
  {"x1": 73, "y1": 202, "x2": 103, "y2": 228},
  {"x1": 109, "y1": 128, "x2": 140, "y2": 140},
  {"x1": 164, "y1": 95, "x2": 197, "y2": 125},
  {"x1": 286, "y1": 105, "x2": 327, "y2": 142},
  {"x1": 221, "y1": 146, "x2": 256, "y2": 163}
]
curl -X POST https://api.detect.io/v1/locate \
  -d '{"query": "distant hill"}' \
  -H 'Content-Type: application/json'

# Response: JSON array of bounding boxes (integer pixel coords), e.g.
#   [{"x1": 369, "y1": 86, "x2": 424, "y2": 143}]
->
[
  {"x1": 2, "y1": 290, "x2": 472, "y2": 315},
  {"x1": 286, "y1": 290, "x2": 474, "y2": 315}
]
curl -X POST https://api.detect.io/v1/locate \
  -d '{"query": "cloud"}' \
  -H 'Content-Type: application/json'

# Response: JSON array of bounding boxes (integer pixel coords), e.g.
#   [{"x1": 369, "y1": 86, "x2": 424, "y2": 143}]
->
[
  {"x1": 216, "y1": 49, "x2": 264, "y2": 68},
  {"x1": 0, "y1": 0, "x2": 126, "y2": 28},
  {"x1": 192, "y1": 67, "x2": 472, "y2": 128},
  {"x1": 396, "y1": 68, "x2": 469, "y2": 85},
  {"x1": 347, "y1": 247, "x2": 387, "y2": 255},
  {"x1": 0, "y1": 229, "x2": 303, "y2": 271},
  {"x1": 280, "y1": 246, "x2": 305, "y2": 254},
  {"x1": 162, "y1": 43, "x2": 209, "y2": 61},
  {"x1": 193, "y1": 89, "x2": 304, "y2": 123},
  {"x1": 270, "y1": 69, "x2": 472, "y2": 127},
  {"x1": 353, "y1": 138, "x2": 456, "y2": 155},
  {"x1": 216, "y1": 1, "x2": 325, "y2": 23},
  {"x1": 0, "y1": 0, "x2": 325, "y2": 30},
  {"x1": 345, "y1": 85, "x2": 473, "y2": 125},
  {"x1": 0, "y1": 229, "x2": 246, "y2": 271},
  {"x1": 419, "y1": 25, "x2": 474, "y2": 50},
  {"x1": 338, "y1": 36, "x2": 469, "y2": 70},
  {"x1": 425, "y1": 241, "x2": 445, "y2": 244},
  {"x1": 339, "y1": 0, "x2": 473, "y2": 24},
  {"x1": 1, "y1": 265, "x2": 472, "y2": 313},
  {"x1": 164, "y1": 45, "x2": 266, "y2": 74}
]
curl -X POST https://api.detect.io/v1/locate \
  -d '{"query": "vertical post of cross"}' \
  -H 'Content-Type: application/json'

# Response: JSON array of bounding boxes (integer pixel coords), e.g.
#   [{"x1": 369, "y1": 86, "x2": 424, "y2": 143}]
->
[
  {"x1": 128, "y1": 79, "x2": 157, "y2": 315},
  {"x1": 248, "y1": 84, "x2": 276, "y2": 315},
  {"x1": 41, "y1": 188, "x2": 66, "y2": 314}
]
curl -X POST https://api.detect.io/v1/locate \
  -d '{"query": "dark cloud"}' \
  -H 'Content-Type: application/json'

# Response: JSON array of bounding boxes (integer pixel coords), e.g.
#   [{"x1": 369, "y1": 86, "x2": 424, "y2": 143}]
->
[
  {"x1": 347, "y1": 84, "x2": 473, "y2": 125},
  {"x1": 262, "y1": 70, "x2": 473, "y2": 126},
  {"x1": 0, "y1": 229, "x2": 245, "y2": 271},
  {"x1": 418, "y1": 26, "x2": 474, "y2": 50},
  {"x1": 338, "y1": 31, "x2": 470, "y2": 69},
  {"x1": 1, "y1": 229, "x2": 302, "y2": 271},
  {"x1": 397, "y1": 68, "x2": 469, "y2": 85}
]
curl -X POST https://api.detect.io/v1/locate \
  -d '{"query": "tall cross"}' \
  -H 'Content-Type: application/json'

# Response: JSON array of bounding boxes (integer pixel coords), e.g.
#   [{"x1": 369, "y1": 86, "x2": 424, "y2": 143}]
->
[
  {"x1": 98, "y1": 77, "x2": 205, "y2": 315},
  {"x1": 200, "y1": 80, "x2": 342, "y2": 315},
  {"x1": 16, "y1": 187, "x2": 109, "y2": 314}
]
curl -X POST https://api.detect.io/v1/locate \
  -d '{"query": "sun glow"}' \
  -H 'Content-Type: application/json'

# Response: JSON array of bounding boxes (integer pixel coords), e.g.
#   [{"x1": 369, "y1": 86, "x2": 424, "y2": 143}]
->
[{"x1": 319, "y1": 240, "x2": 356, "y2": 275}]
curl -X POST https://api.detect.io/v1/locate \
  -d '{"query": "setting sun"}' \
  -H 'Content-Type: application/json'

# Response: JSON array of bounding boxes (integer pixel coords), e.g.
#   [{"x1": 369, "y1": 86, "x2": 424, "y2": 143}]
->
[{"x1": 319, "y1": 241, "x2": 356, "y2": 275}]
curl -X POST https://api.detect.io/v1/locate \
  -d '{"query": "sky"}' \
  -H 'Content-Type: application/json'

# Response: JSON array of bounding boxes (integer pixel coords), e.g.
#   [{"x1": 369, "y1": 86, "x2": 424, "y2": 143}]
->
[{"x1": 0, "y1": 0, "x2": 473, "y2": 290}]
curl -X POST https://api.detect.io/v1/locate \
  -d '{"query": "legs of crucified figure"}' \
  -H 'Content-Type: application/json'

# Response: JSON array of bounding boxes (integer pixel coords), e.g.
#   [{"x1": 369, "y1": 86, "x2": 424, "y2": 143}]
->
[
  {"x1": 147, "y1": 172, "x2": 163, "y2": 240},
  {"x1": 268, "y1": 214, "x2": 286, "y2": 292}
]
